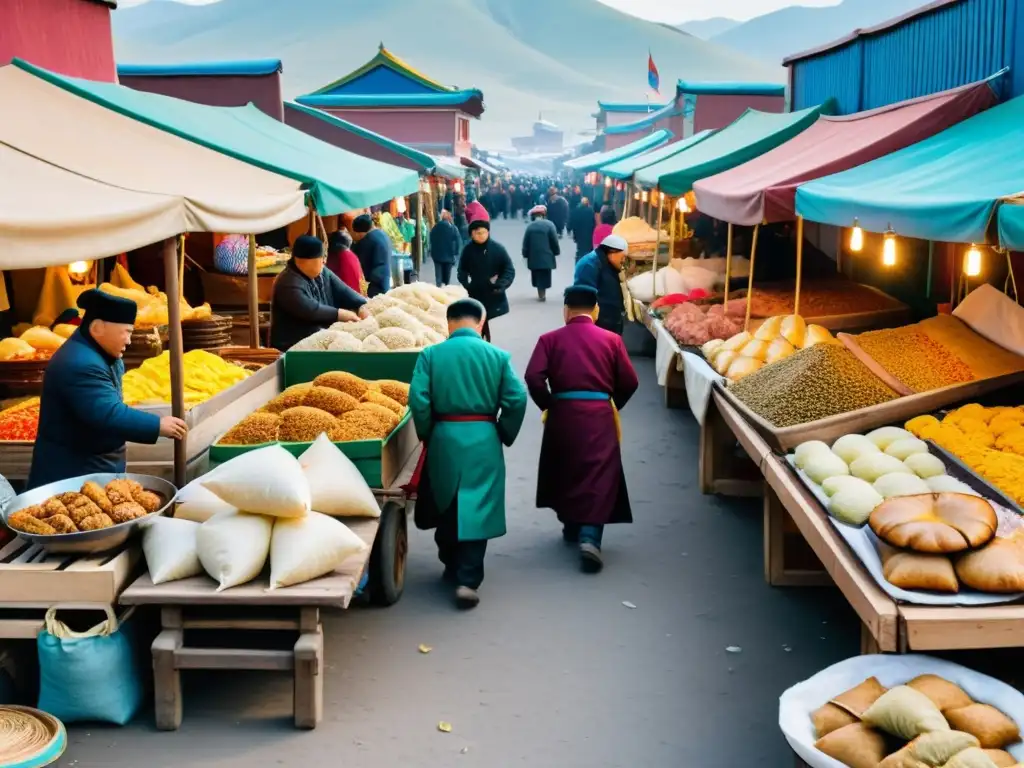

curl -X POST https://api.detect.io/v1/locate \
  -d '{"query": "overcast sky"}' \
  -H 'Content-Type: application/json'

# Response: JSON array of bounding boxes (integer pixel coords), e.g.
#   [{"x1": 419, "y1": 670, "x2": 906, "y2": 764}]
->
[{"x1": 119, "y1": 0, "x2": 839, "y2": 23}]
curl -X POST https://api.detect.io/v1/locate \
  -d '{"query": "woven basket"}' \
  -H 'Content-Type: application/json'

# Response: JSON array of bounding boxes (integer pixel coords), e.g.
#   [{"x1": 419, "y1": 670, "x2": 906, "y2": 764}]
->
[{"x1": 0, "y1": 706, "x2": 66, "y2": 767}]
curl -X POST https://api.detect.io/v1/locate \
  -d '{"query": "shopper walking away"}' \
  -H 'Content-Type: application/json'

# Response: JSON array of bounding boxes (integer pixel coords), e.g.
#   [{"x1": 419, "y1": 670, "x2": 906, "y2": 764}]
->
[
  {"x1": 458, "y1": 220, "x2": 514, "y2": 342},
  {"x1": 574, "y1": 234, "x2": 629, "y2": 335},
  {"x1": 547, "y1": 190, "x2": 569, "y2": 238},
  {"x1": 592, "y1": 205, "x2": 618, "y2": 249},
  {"x1": 409, "y1": 298, "x2": 528, "y2": 608},
  {"x1": 569, "y1": 197, "x2": 596, "y2": 263},
  {"x1": 525, "y1": 284, "x2": 638, "y2": 572},
  {"x1": 429, "y1": 211, "x2": 461, "y2": 287},
  {"x1": 325, "y1": 230, "x2": 365, "y2": 295},
  {"x1": 351, "y1": 214, "x2": 393, "y2": 297},
  {"x1": 522, "y1": 205, "x2": 559, "y2": 301}
]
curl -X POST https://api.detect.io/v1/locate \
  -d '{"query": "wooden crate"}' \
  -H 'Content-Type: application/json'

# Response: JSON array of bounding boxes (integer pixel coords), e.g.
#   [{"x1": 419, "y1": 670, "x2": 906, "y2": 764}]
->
[{"x1": 0, "y1": 538, "x2": 141, "y2": 639}]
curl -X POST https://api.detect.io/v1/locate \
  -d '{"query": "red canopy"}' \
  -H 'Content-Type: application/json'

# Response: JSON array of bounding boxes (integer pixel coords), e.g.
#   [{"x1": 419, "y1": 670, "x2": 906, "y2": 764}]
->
[{"x1": 693, "y1": 80, "x2": 997, "y2": 226}]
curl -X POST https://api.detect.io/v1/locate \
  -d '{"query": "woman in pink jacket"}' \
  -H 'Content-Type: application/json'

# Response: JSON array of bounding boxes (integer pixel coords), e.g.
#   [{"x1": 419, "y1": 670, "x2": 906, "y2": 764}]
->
[{"x1": 592, "y1": 205, "x2": 618, "y2": 248}]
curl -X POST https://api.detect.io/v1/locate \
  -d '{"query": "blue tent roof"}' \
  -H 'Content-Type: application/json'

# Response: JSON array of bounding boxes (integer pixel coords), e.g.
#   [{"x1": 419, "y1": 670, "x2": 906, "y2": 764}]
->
[
  {"x1": 601, "y1": 131, "x2": 715, "y2": 180},
  {"x1": 295, "y1": 91, "x2": 483, "y2": 109},
  {"x1": 676, "y1": 80, "x2": 785, "y2": 97},
  {"x1": 118, "y1": 60, "x2": 282, "y2": 78},
  {"x1": 597, "y1": 101, "x2": 669, "y2": 113},
  {"x1": 564, "y1": 129, "x2": 673, "y2": 173},
  {"x1": 604, "y1": 102, "x2": 683, "y2": 135},
  {"x1": 796, "y1": 94, "x2": 1024, "y2": 244}
]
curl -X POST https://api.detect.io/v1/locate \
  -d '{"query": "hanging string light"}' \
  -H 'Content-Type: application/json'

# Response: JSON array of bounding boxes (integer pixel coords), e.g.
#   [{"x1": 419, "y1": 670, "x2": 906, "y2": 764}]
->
[
  {"x1": 882, "y1": 227, "x2": 897, "y2": 267},
  {"x1": 67, "y1": 261, "x2": 91, "y2": 280},
  {"x1": 849, "y1": 218, "x2": 864, "y2": 252},
  {"x1": 453, "y1": 181, "x2": 463, "y2": 194},
  {"x1": 677, "y1": 197, "x2": 690, "y2": 213},
  {"x1": 394, "y1": 197, "x2": 407, "y2": 214},
  {"x1": 641, "y1": 191, "x2": 649, "y2": 203},
  {"x1": 604, "y1": 177, "x2": 612, "y2": 188},
  {"x1": 964, "y1": 244, "x2": 982, "y2": 277}
]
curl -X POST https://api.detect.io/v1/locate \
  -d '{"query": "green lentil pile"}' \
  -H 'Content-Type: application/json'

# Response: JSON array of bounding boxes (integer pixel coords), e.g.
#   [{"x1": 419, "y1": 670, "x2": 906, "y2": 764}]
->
[
  {"x1": 729, "y1": 343, "x2": 898, "y2": 427},
  {"x1": 854, "y1": 327, "x2": 974, "y2": 393}
]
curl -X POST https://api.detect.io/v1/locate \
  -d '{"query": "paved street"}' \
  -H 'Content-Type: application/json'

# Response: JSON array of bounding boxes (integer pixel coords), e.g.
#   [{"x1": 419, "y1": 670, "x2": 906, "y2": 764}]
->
[{"x1": 64, "y1": 217, "x2": 860, "y2": 767}]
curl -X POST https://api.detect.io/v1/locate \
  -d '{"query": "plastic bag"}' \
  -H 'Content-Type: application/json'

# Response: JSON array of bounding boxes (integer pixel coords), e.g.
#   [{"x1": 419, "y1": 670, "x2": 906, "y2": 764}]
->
[
  {"x1": 202, "y1": 445, "x2": 310, "y2": 518},
  {"x1": 269, "y1": 512, "x2": 368, "y2": 589},
  {"x1": 299, "y1": 434, "x2": 380, "y2": 518},
  {"x1": 37, "y1": 605, "x2": 142, "y2": 725},
  {"x1": 197, "y1": 511, "x2": 273, "y2": 591},
  {"x1": 142, "y1": 517, "x2": 202, "y2": 585}
]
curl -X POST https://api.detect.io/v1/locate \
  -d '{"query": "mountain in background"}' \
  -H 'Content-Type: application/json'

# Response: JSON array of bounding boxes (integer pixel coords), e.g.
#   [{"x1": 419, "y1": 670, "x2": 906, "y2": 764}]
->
[
  {"x1": 677, "y1": 17, "x2": 740, "y2": 39},
  {"x1": 709, "y1": 0, "x2": 926, "y2": 64},
  {"x1": 111, "y1": 0, "x2": 781, "y2": 148}
]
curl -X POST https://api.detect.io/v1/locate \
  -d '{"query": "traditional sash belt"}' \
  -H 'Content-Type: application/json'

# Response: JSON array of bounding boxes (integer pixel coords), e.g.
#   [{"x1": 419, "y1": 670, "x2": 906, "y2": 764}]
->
[{"x1": 542, "y1": 392, "x2": 621, "y2": 443}]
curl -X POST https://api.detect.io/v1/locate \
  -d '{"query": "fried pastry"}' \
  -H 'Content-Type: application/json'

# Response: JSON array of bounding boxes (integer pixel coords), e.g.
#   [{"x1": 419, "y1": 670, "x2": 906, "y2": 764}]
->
[
  {"x1": 130, "y1": 489, "x2": 161, "y2": 513},
  {"x1": 78, "y1": 513, "x2": 114, "y2": 531},
  {"x1": 67, "y1": 499, "x2": 102, "y2": 526},
  {"x1": 80, "y1": 481, "x2": 113, "y2": 514},
  {"x1": 8, "y1": 512, "x2": 56, "y2": 535},
  {"x1": 58, "y1": 492, "x2": 87, "y2": 508},
  {"x1": 110, "y1": 502, "x2": 147, "y2": 524},
  {"x1": 18, "y1": 505, "x2": 47, "y2": 520},
  {"x1": 105, "y1": 480, "x2": 134, "y2": 505},
  {"x1": 47, "y1": 514, "x2": 77, "y2": 534},
  {"x1": 41, "y1": 498, "x2": 69, "y2": 519}
]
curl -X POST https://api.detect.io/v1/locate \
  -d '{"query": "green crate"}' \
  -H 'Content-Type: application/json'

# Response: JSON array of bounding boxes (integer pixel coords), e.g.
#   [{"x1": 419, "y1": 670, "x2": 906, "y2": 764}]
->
[
  {"x1": 283, "y1": 350, "x2": 420, "y2": 387},
  {"x1": 208, "y1": 351, "x2": 420, "y2": 488},
  {"x1": 208, "y1": 410, "x2": 415, "y2": 488}
]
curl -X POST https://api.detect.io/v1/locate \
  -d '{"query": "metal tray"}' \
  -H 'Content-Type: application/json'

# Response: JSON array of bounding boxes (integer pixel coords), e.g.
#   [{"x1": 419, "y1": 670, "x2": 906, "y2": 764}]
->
[{"x1": 2, "y1": 473, "x2": 178, "y2": 554}]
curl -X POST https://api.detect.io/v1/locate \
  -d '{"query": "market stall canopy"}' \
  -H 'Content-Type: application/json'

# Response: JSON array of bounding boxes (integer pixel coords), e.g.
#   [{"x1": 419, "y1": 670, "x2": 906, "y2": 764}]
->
[
  {"x1": 0, "y1": 143, "x2": 236, "y2": 268},
  {"x1": 283, "y1": 101, "x2": 464, "y2": 179},
  {"x1": 602, "y1": 130, "x2": 714, "y2": 181},
  {"x1": 0, "y1": 65, "x2": 310, "y2": 267},
  {"x1": 996, "y1": 199, "x2": 1024, "y2": 251},
  {"x1": 796, "y1": 93, "x2": 1024, "y2": 244},
  {"x1": 634, "y1": 105, "x2": 828, "y2": 196},
  {"x1": 694, "y1": 80, "x2": 997, "y2": 226},
  {"x1": 11, "y1": 59, "x2": 419, "y2": 215},
  {"x1": 564, "y1": 129, "x2": 673, "y2": 173},
  {"x1": 604, "y1": 102, "x2": 683, "y2": 136}
]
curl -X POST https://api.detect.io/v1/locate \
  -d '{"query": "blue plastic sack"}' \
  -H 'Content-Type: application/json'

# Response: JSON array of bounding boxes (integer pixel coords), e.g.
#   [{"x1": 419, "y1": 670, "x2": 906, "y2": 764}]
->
[
  {"x1": 214, "y1": 234, "x2": 250, "y2": 275},
  {"x1": 37, "y1": 606, "x2": 142, "y2": 726}
]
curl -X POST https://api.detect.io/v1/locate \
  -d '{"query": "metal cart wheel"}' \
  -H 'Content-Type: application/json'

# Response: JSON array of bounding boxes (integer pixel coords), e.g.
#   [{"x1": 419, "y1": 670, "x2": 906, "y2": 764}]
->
[{"x1": 368, "y1": 501, "x2": 408, "y2": 606}]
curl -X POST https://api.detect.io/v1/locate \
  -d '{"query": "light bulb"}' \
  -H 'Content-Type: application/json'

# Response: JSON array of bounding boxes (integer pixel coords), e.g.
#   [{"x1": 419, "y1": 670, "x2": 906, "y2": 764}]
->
[
  {"x1": 677, "y1": 197, "x2": 690, "y2": 213},
  {"x1": 68, "y1": 260, "x2": 91, "y2": 278},
  {"x1": 634, "y1": 191, "x2": 641, "y2": 201},
  {"x1": 964, "y1": 244, "x2": 982, "y2": 277},
  {"x1": 882, "y1": 229, "x2": 896, "y2": 267},
  {"x1": 850, "y1": 219, "x2": 863, "y2": 252},
  {"x1": 641, "y1": 191, "x2": 648, "y2": 203},
  {"x1": 454, "y1": 181, "x2": 462, "y2": 194},
  {"x1": 395, "y1": 197, "x2": 407, "y2": 214},
  {"x1": 604, "y1": 177, "x2": 612, "y2": 187}
]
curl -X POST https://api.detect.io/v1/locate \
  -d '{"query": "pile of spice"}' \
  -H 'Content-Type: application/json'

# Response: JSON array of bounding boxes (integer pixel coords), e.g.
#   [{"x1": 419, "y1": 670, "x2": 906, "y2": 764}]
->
[
  {"x1": 919, "y1": 315, "x2": 1024, "y2": 380},
  {"x1": 0, "y1": 399, "x2": 40, "y2": 442},
  {"x1": 729, "y1": 344, "x2": 898, "y2": 427},
  {"x1": 853, "y1": 326, "x2": 974, "y2": 393},
  {"x1": 745, "y1": 280, "x2": 905, "y2": 318}
]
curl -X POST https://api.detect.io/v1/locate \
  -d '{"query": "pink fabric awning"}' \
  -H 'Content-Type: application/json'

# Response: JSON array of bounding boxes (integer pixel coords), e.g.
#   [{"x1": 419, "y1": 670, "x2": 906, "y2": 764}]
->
[{"x1": 693, "y1": 80, "x2": 997, "y2": 226}]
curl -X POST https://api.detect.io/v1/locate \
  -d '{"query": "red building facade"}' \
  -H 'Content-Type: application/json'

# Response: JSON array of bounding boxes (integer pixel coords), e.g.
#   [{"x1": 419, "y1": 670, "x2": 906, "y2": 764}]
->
[{"x1": 0, "y1": 0, "x2": 116, "y2": 82}]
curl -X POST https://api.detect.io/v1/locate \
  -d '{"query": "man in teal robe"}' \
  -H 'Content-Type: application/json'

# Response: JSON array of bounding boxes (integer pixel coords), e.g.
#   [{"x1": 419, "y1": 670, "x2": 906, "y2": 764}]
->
[{"x1": 409, "y1": 298, "x2": 528, "y2": 608}]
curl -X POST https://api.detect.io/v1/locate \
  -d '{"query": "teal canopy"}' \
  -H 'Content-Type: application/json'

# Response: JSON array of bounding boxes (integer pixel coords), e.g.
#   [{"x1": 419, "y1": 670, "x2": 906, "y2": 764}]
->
[
  {"x1": 564, "y1": 129, "x2": 673, "y2": 173},
  {"x1": 634, "y1": 105, "x2": 826, "y2": 196},
  {"x1": 15, "y1": 59, "x2": 420, "y2": 215},
  {"x1": 601, "y1": 130, "x2": 714, "y2": 180},
  {"x1": 997, "y1": 200, "x2": 1024, "y2": 250},
  {"x1": 796, "y1": 94, "x2": 1024, "y2": 244}
]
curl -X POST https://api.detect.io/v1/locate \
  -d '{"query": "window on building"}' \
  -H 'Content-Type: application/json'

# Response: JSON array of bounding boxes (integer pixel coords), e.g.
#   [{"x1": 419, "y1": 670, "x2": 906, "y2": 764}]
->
[{"x1": 458, "y1": 117, "x2": 469, "y2": 142}]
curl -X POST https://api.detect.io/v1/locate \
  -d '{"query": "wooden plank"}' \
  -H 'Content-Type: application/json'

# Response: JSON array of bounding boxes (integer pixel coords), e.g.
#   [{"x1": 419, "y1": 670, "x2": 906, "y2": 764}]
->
[
  {"x1": 762, "y1": 455, "x2": 899, "y2": 652},
  {"x1": 899, "y1": 606, "x2": 1024, "y2": 651},
  {"x1": 182, "y1": 617, "x2": 300, "y2": 631},
  {"x1": 174, "y1": 647, "x2": 294, "y2": 671},
  {"x1": 0, "y1": 544, "x2": 139, "y2": 605},
  {"x1": 152, "y1": 629, "x2": 183, "y2": 731},
  {"x1": 293, "y1": 628, "x2": 323, "y2": 729},
  {"x1": 699, "y1": 392, "x2": 764, "y2": 498},
  {"x1": 0, "y1": 619, "x2": 47, "y2": 640}
]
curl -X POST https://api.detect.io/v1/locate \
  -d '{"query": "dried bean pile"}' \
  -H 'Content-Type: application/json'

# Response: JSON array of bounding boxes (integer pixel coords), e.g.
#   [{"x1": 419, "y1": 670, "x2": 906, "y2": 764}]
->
[
  {"x1": 855, "y1": 327, "x2": 974, "y2": 393},
  {"x1": 729, "y1": 344, "x2": 898, "y2": 427},
  {"x1": 919, "y1": 315, "x2": 1024, "y2": 380}
]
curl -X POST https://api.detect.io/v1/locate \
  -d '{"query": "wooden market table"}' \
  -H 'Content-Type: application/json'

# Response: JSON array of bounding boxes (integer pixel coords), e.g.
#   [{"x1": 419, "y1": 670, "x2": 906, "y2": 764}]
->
[
  {"x1": 120, "y1": 447, "x2": 420, "y2": 731},
  {"x1": 702, "y1": 386, "x2": 1024, "y2": 655}
]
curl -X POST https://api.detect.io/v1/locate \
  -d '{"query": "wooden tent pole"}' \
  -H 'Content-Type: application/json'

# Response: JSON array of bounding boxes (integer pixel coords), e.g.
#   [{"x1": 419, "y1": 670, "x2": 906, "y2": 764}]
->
[
  {"x1": 247, "y1": 234, "x2": 259, "y2": 348},
  {"x1": 744, "y1": 224, "x2": 760, "y2": 331},
  {"x1": 163, "y1": 237, "x2": 186, "y2": 489},
  {"x1": 668, "y1": 199, "x2": 677, "y2": 265},
  {"x1": 178, "y1": 235, "x2": 186, "y2": 298},
  {"x1": 413, "y1": 188, "x2": 424, "y2": 274},
  {"x1": 794, "y1": 216, "x2": 805, "y2": 316},
  {"x1": 653, "y1": 192, "x2": 664, "y2": 299},
  {"x1": 724, "y1": 222, "x2": 733, "y2": 313}
]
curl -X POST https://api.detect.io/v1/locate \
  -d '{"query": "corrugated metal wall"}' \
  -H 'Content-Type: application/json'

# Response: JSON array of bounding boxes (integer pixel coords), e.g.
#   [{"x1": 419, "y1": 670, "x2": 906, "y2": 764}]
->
[
  {"x1": 791, "y1": 0, "x2": 1022, "y2": 114},
  {"x1": 792, "y1": 42, "x2": 863, "y2": 113}
]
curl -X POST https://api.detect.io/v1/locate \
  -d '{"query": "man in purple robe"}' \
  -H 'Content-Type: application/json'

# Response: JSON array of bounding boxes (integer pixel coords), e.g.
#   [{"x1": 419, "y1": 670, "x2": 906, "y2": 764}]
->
[{"x1": 525, "y1": 285, "x2": 640, "y2": 572}]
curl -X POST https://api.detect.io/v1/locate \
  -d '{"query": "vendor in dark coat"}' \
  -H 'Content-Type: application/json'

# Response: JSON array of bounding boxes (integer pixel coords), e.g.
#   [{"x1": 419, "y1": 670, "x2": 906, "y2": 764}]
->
[
  {"x1": 569, "y1": 197, "x2": 597, "y2": 262},
  {"x1": 547, "y1": 192, "x2": 570, "y2": 237},
  {"x1": 525, "y1": 284, "x2": 638, "y2": 572},
  {"x1": 457, "y1": 220, "x2": 515, "y2": 342},
  {"x1": 270, "y1": 235, "x2": 368, "y2": 351},
  {"x1": 350, "y1": 214, "x2": 393, "y2": 297},
  {"x1": 522, "y1": 205, "x2": 559, "y2": 301},
  {"x1": 573, "y1": 234, "x2": 629, "y2": 335},
  {"x1": 429, "y1": 211, "x2": 462, "y2": 287},
  {"x1": 28, "y1": 290, "x2": 188, "y2": 489}
]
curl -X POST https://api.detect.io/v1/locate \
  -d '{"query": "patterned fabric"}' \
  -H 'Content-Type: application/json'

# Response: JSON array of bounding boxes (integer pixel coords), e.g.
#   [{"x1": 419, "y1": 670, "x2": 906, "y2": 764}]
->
[{"x1": 213, "y1": 234, "x2": 250, "y2": 275}]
